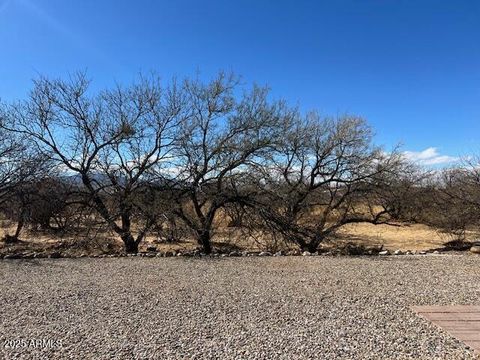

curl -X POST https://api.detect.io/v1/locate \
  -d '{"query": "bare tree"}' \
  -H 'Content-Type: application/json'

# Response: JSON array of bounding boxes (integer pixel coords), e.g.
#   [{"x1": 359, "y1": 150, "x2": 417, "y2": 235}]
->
[
  {"x1": 7, "y1": 177, "x2": 77, "y2": 234},
  {"x1": 250, "y1": 115, "x2": 403, "y2": 253},
  {"x1": 2, "y1": 73, "x2": 187, "y2": 252},
  {"x1": 428, "y1": 160, "x2": 480, "y2": 241},
  {"x1": 171, "y1": 73, "x2": 293, "y2": 254},
  {"x1": 372, "y1": 162, "x2": 433, "y2": 223},
  {"x1": 0, "y1": 116, "x2": 49, "y2": 242},
  {"x1": 0, "y1": 126, "x2": 34, "y2": 205}
]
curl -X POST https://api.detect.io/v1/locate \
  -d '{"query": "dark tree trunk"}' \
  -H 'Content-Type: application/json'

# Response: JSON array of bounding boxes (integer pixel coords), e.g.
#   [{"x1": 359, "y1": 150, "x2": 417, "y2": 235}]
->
[
  {"x1": 306, "y1": 242, "x2": 319, "y2": 253},
  {"x1": 11, "y1": 208, "x2": 27, "y2": 241},
  {"x1": 294, "y1": 236, "x2": 312, "y2": 253},
  {"x1": 198, "y1": 230, "x2": 213, "y2": 254},
  {"x1": 122, "y1": 233, "x2": 139, "y2": 253},
  {"x1": 303, "y1": 234, "x2": 324, "y2": 253},
  {"x1": 119, "y1": 204, "x2": 140, "y2": 253},
  {"x1": 14, "y1": 214, "x2": 25, "y2": 239}
]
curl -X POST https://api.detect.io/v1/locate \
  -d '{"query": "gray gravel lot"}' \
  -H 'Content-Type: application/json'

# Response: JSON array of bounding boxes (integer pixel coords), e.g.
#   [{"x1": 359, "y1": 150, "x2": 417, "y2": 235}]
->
[{"x1": 1, "y1": 255, "x2": 479, "y2": 359}]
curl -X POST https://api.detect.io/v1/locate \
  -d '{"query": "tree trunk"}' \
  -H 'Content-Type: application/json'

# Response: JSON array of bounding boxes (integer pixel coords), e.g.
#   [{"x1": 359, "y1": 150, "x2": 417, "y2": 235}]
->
[
  {"x1": 304, "y1": 234, "x2": 324, "y2": 253},
  {"x1": 122, "y1": 233, "x2": 139, "y2": 253},
  {"x1": 306, "y1": 242, "x2": 319, "y2": 253},
  {"x1": 198, "y1": 230, "x2": 213, "y2": 254},
  {"x1": 11, "y1": 208, "x2": 27, "y2": 241},
  {"x1": 14, "y1": 214, "x2": 25, "y2": 239},
  {"x1": 4, "y1": 212, "x2": 25, "y2": 243},
  {"x1": 119, "y1": 204, "x2": 139, "y2": 253}
]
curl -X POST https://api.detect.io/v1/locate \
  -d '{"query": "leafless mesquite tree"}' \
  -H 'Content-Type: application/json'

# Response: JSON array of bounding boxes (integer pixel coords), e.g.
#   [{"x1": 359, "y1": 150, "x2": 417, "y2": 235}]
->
[
  {"x1": 0, "y1": 72, "x2": 422, "y2": 254},
  {"x1": 171, "y1": 73, "x2": 294, "y2": 254},
  {"x1": 2, "y1": 73, "x2": 187, "y2": 252},
  {"x1": 0, "y1": 126, "x2": 37, "y2": 204},
  {"x1": 249, "y1": 115, "x2": 403, "y2": 253},
  {"x1": 430, "y1": 160, "x2": 480, "y2": 241},
  {"x1": 0, "y1": 119, "x2": 49, "y2": 241},
  {"x1": 5, "y1": 177, "x2": 78, "y2": 234},
  {"x1": 372, "y1": 162, "x2": 433, "y2": 223}
]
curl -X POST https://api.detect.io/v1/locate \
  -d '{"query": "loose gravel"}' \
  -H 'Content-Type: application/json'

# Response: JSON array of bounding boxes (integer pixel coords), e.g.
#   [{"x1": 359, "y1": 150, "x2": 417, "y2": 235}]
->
[{"x1": 1, "y1": 255, "x2": 480, "y2": 359}]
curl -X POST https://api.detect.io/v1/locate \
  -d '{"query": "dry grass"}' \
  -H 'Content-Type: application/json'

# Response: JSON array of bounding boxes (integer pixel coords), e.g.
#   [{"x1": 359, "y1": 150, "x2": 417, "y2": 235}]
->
[
  {"x1": 1, "y1": 217, "x2": 477, "y2": 255},
  {"x1": 338, "y1": 223, "x2": 469, "y2": 251}
]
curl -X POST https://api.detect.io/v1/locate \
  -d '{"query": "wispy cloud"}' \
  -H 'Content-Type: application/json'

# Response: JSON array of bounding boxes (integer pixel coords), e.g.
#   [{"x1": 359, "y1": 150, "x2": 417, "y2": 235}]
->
[{"x1": 403, "y1": 147, "x2": 458, "y2": 166}]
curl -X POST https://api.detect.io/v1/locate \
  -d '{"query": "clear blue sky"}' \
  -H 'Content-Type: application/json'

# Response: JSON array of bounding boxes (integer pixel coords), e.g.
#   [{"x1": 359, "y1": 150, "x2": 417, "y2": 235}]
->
[{"x1": 0, "y1": 0, "x2": 479, "y2": 165}]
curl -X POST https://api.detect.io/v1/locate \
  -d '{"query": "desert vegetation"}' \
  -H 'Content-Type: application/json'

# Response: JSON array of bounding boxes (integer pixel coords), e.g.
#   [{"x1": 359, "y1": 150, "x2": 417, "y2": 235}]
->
[{"x1": 0, "y1": 72, "x2": 478, "y2": 256}]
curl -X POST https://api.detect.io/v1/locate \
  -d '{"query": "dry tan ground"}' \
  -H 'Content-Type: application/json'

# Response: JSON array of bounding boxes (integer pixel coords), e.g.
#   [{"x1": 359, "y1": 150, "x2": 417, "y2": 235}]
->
[
  {"x1": 339, "y1": 222, "x2": 465, "y2": 251},
  {"x1": 0, "y1": 218, "x2": 477, "y2": 255}
]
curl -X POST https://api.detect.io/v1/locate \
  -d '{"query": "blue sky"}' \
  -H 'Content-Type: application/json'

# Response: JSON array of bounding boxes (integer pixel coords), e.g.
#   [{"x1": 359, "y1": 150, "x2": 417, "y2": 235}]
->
[{"x1": 0, "y1": 0, "x2": 479, "y2": 165}]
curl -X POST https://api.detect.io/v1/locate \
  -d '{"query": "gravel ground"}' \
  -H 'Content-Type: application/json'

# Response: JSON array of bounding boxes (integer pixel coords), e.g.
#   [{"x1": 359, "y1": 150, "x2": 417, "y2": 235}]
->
[{"x1": 1, "y1": 255, "x2": 479, "y2": 359}]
